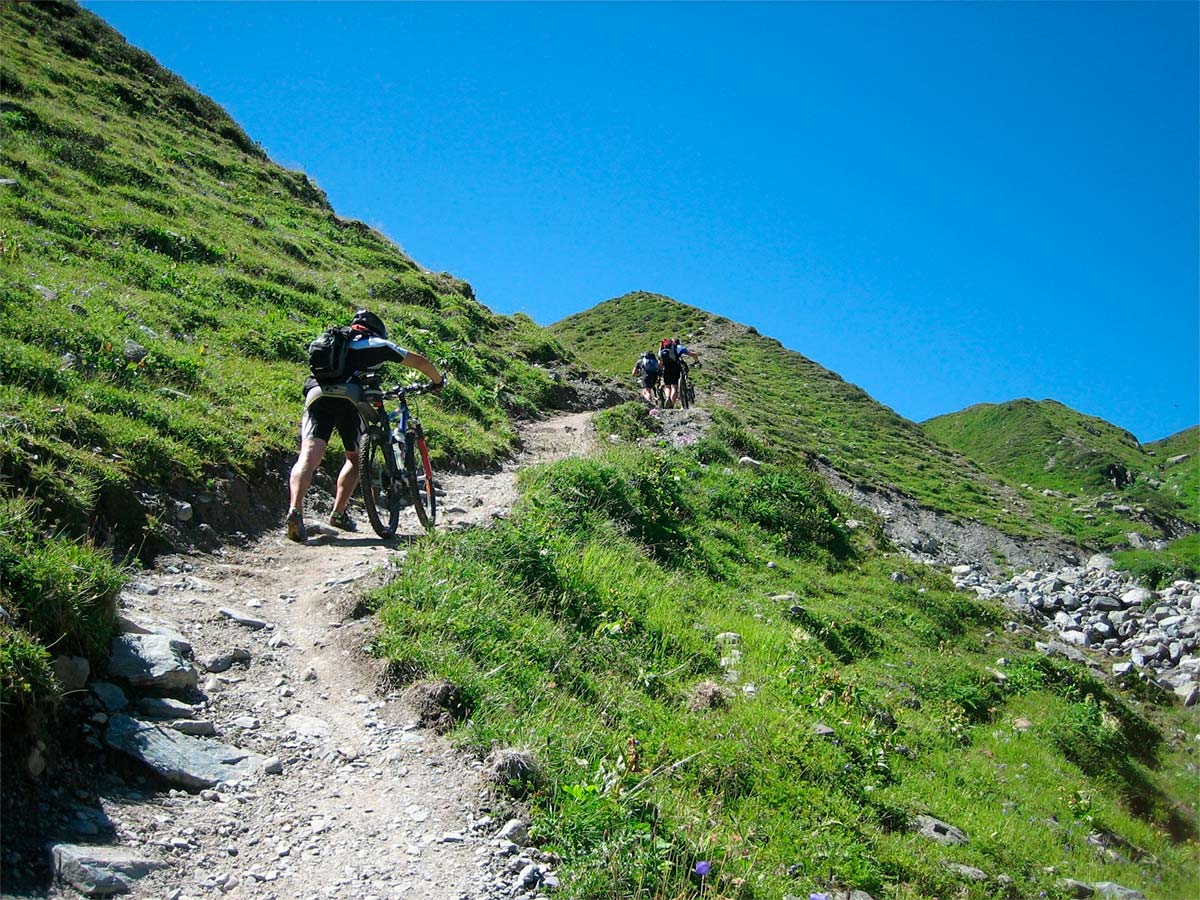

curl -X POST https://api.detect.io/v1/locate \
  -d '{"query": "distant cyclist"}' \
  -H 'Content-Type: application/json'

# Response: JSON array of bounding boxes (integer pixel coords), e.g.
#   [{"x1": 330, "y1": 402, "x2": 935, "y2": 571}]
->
[
  {"x1": 674, "y1": 339, "x2": 700, "y2": 371},
  {"x1": 632, "y1": 351, "x2": 661, "y2": 405},
  {"x1": 285, "y1": 309, "x2": 443, "y2": 543},
  {"x1": 657, "y1": 338, "x2": 685, "y2": 408}
]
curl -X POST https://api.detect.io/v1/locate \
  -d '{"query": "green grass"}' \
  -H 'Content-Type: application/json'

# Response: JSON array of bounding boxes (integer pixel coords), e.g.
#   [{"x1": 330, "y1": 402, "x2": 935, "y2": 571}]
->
[
  {"x1": 1113, "y1": 534, "x2": 1200, "y2": 589},
  {"x1": 924, "y1": 401, "x2": 1199, "y2": 549},
  {"x1": 0, "y1": 496, "x2": 123, "y2": 719},
  {"x1": 0, "y1": 0, "x2": 593, "y2": 721},
  {"x1": 372, "y1": 437, "x2": 1199, "y2": 899}
]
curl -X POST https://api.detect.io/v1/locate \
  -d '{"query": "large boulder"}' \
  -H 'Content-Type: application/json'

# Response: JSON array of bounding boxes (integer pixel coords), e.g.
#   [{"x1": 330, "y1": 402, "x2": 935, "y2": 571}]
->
[{"x1": 104, "y1": 714, "x2": 265, "y2": 789}]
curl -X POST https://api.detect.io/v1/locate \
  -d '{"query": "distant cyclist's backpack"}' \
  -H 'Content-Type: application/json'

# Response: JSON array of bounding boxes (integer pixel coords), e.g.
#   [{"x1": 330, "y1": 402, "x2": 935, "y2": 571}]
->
[
  {"x1": 642, "y1": 352, "x2": 659, "y2": 375},
  {"x1": 658, "y1": 339, "x2": 678, "y2": 365},
  {"x1": 308, "y1": 326, "x2": 353, "y2": 382}
]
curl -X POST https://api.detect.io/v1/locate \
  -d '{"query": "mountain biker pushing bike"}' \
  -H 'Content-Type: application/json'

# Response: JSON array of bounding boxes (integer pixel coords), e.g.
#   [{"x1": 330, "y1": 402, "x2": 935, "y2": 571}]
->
[
  {"x1": 631, "y1": 350, "x2": 661, "y2": 405},
  {"x1": 657, "y1": 338, "x2": 700, "y2": 409},
  {"x1": 285, "y1": 309, "x2": 444, "y2": 543}
]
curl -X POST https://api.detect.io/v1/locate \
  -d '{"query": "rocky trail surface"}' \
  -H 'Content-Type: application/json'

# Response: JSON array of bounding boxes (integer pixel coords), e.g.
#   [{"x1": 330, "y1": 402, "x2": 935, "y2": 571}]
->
[{"x1": 2, "y1": 414, "x2": 595, "y2": 900}]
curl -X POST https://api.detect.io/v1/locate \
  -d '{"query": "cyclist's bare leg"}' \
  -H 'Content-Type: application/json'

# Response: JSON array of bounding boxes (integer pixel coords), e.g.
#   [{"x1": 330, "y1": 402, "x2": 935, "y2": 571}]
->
[
  {"x1": 331, "y1": 450, "x2": 361, "y2": 516},
  {"x1": 288, "y1": 436, "x2": 328, "y2": 517},
  {"x1": 664, "y1": 384, "x2": 679, "y2": 408}
]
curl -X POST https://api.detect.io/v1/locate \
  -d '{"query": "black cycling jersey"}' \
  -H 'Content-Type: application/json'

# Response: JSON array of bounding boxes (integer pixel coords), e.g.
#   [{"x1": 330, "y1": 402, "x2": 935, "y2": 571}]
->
[{"x1": 303, "y1": 335, "x2": 410, "y2": 396}]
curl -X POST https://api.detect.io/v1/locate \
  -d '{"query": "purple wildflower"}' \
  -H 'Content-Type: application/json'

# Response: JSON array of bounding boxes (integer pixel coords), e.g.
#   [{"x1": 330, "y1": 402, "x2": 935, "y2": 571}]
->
[
  {"x1": 694, "y1": 861, "x2": 712, "y2": 877},
  {"x1": 810, "y1": 894, "x2": 830, "y2": 900}
]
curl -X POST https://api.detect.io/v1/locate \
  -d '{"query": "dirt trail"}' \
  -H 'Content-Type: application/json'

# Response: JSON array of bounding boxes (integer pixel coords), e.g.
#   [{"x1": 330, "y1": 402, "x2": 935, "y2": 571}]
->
[{"x1": 32, "y1": 412, "x2": 596, "y2": 900}]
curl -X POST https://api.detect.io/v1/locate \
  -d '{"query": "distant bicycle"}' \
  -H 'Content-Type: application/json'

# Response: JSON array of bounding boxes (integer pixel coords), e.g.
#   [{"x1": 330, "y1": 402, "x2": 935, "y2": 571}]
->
[
  {"x1": 358, "y1": 379, "x2": 438, "y2": 536},
  {"x1": 678, "y1": 360, "x2": 698, "y2": 409}
]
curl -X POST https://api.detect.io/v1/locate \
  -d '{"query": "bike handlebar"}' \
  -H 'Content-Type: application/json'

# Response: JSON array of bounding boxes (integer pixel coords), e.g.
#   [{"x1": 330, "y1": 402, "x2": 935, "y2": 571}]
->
[{"x1": 384, "y1": 380, "x2": 442, "y2": 399}]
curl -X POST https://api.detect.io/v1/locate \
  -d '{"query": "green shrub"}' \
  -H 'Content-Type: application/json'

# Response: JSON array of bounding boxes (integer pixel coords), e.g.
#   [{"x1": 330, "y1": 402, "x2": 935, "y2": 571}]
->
[
  {"x1": 706, "y1": 466, "x2": 851, "y2": 561},
  {"x1": 0, "y1": 497, "x2": 123, "y2": 663},
  {"x1": 520, "y1": 450, "x2": 689, "y2": 560},
  {"x1": 0, "y1": 624, "x2": 56, "y2": 719},
  {"x1": 593, "y1": 401, "x2": 660, "y2": 443}
]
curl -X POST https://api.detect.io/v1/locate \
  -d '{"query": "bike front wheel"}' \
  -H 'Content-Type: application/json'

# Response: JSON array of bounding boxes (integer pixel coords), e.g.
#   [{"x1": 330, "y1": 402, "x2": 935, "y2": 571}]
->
[
  {"x1": 361, "y1": 428, "x2": 402, "y2": 538},
  {"x1": 405, "y1": 422, "x2": 436, "y2": 532}
]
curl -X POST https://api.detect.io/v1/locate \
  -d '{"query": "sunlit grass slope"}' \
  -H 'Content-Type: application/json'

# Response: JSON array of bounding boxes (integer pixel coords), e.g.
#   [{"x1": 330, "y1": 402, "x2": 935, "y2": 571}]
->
[
  {"x1": 372, "y1": 431, "x2": 1200, "y2": 900},
  {"x1": 925, "y1": 401, "x2": 1199, "y2": 549},
  {"x1": 0, "y1": 0, "x2": 579, "y2": 722},
  {"x1": 551, "y1": 292, "x2": 1049, "y2": 538}
]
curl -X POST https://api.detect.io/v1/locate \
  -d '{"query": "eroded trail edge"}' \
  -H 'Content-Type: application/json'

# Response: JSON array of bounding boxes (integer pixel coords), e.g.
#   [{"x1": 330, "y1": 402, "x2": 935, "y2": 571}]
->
[{"x1": 32, "y1": 412, "x2": 597, "y2": 900}]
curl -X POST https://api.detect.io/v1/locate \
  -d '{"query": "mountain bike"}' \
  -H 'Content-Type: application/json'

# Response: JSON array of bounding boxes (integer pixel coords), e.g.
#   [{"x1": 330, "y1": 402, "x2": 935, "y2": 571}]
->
[
  {"x1": 681, "y1": 360, "x2": 700, "y2": 408},
  {"x1": 678, "y1": 361, "x2": 695, "y2": 409},
  {"x1": 359, "y1": 380, "x2": 437, "y2": 536}
]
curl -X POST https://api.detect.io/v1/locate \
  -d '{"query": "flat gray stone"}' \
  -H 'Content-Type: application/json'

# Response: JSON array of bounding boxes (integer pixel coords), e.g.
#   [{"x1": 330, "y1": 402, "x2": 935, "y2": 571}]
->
[
  {"x1": 1092, "y1": 883, "x2": 1146, "y2": 900},
  {"x1": 218, "y1": 607, "x2": 269, "y2": 629},
  {"x1": 910, "y1": 814, "x2": 968, "y2": 845},
  {"x1": 107, "y1": 635, "x2": 196, "y2": 693},
  {"x1": 90, "y1": 683, "x2": 128, "y2": 712},
  {"x1": 945, "y1": 862, "x2": 987, "y2": 881},
  {"x1": 199, "y1": 648, "x2": 252, "y2": 673},
  {"x1": 116, "y1": 618, "x2": 190, "y2": 655},
  {"x1": 53, "y1": 655, "x2": 90, "y2": 693},
  {"x1": 104, "y1": 714, "x2": 265, "y2": 789},
  {"x1": 50, "y1": 842, "x2": 167, "y2": 895},
  {"x1": 137, "y1": 697, "x2": 196, "y2": 719}
]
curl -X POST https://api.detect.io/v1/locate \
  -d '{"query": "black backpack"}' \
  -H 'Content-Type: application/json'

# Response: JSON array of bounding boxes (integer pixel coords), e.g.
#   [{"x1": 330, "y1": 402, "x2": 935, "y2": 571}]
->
[{"x1": 307, "y1": 326, "x2": 353, "y2": 382}]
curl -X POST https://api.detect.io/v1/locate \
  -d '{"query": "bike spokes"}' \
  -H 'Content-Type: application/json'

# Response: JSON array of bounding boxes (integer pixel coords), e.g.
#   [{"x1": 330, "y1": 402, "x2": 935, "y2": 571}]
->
[{"x1": 361, "y1": 430, "x2": 402, "y2": 538}]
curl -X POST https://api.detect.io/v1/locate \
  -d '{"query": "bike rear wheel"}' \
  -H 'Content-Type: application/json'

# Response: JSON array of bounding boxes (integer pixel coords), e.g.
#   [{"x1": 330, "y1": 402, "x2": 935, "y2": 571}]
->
[
  {"x1": 406, "y1": 422, "x2": 436, "y2": 531},
  {"x1": 361, "y1": 428, "x2": 402, "y2": 538}
]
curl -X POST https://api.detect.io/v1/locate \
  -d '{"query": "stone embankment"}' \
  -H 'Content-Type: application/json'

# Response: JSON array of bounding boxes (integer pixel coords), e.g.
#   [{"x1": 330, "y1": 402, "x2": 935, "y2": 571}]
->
[{"x1": 951, "y1": 554, "x2": 1200, "y2": 705}]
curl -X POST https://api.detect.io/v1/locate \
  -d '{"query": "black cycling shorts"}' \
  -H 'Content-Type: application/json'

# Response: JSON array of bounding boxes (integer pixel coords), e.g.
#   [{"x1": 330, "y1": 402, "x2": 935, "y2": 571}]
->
[
  {"x1": 300, "y1": 394, "x2": 364, "y2": 452},
  {"x1": 661, "y1": 364, "x2": 681, "y2": 387},
  {"x1": 640, "y1": 373, "x2": 660, "y2": 389}
]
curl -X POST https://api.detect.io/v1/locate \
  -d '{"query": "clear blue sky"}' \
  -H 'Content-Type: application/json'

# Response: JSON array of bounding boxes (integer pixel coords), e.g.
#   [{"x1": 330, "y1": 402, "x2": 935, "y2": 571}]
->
[{"x1": 85, "y1": 1, "x2": 1198, "y2": 442}]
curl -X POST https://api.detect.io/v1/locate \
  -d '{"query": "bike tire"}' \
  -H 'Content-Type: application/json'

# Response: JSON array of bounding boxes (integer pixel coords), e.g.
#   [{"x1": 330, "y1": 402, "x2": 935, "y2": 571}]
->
[
  {"x1": 406, "y1": 422, "x2": 436, "y2": 531},
  {"x1": 679, "y1": 374, "x2": 691, "y2": 409},
  {"x1": 361, "y1": 428, "x2": 402, "y2": 538}
]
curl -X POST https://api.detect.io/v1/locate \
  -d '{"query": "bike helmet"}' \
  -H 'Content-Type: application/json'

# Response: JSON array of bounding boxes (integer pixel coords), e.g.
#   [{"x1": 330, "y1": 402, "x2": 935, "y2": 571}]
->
[{"x1": 351, "y1": 308, "x2": 388, "y2": 340}]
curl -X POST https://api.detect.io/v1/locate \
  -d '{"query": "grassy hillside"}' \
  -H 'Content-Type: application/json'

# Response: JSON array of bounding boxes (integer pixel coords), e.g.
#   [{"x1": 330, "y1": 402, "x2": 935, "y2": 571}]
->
[
  {"x1": 553, "y1": 292, "x2": 1063, "y2": 540},
  {"x1": 1146, "y1": 426, "x2": 1200, "y2": 521},
  {"x1": 0, "y1": 0, "x2": 581, "y2": 723},
  {"x1": 925, "y1": 401, "x2": 1199, "y2": 548},
  {"x1": 373, "y1": 422, "x2": 1200, "y2": 900}
]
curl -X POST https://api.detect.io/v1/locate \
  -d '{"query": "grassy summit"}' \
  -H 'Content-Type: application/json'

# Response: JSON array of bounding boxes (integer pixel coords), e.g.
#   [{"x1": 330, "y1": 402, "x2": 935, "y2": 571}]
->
[{"x1": 0, "y1": 0, "x2": 579, "y2": 721}]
